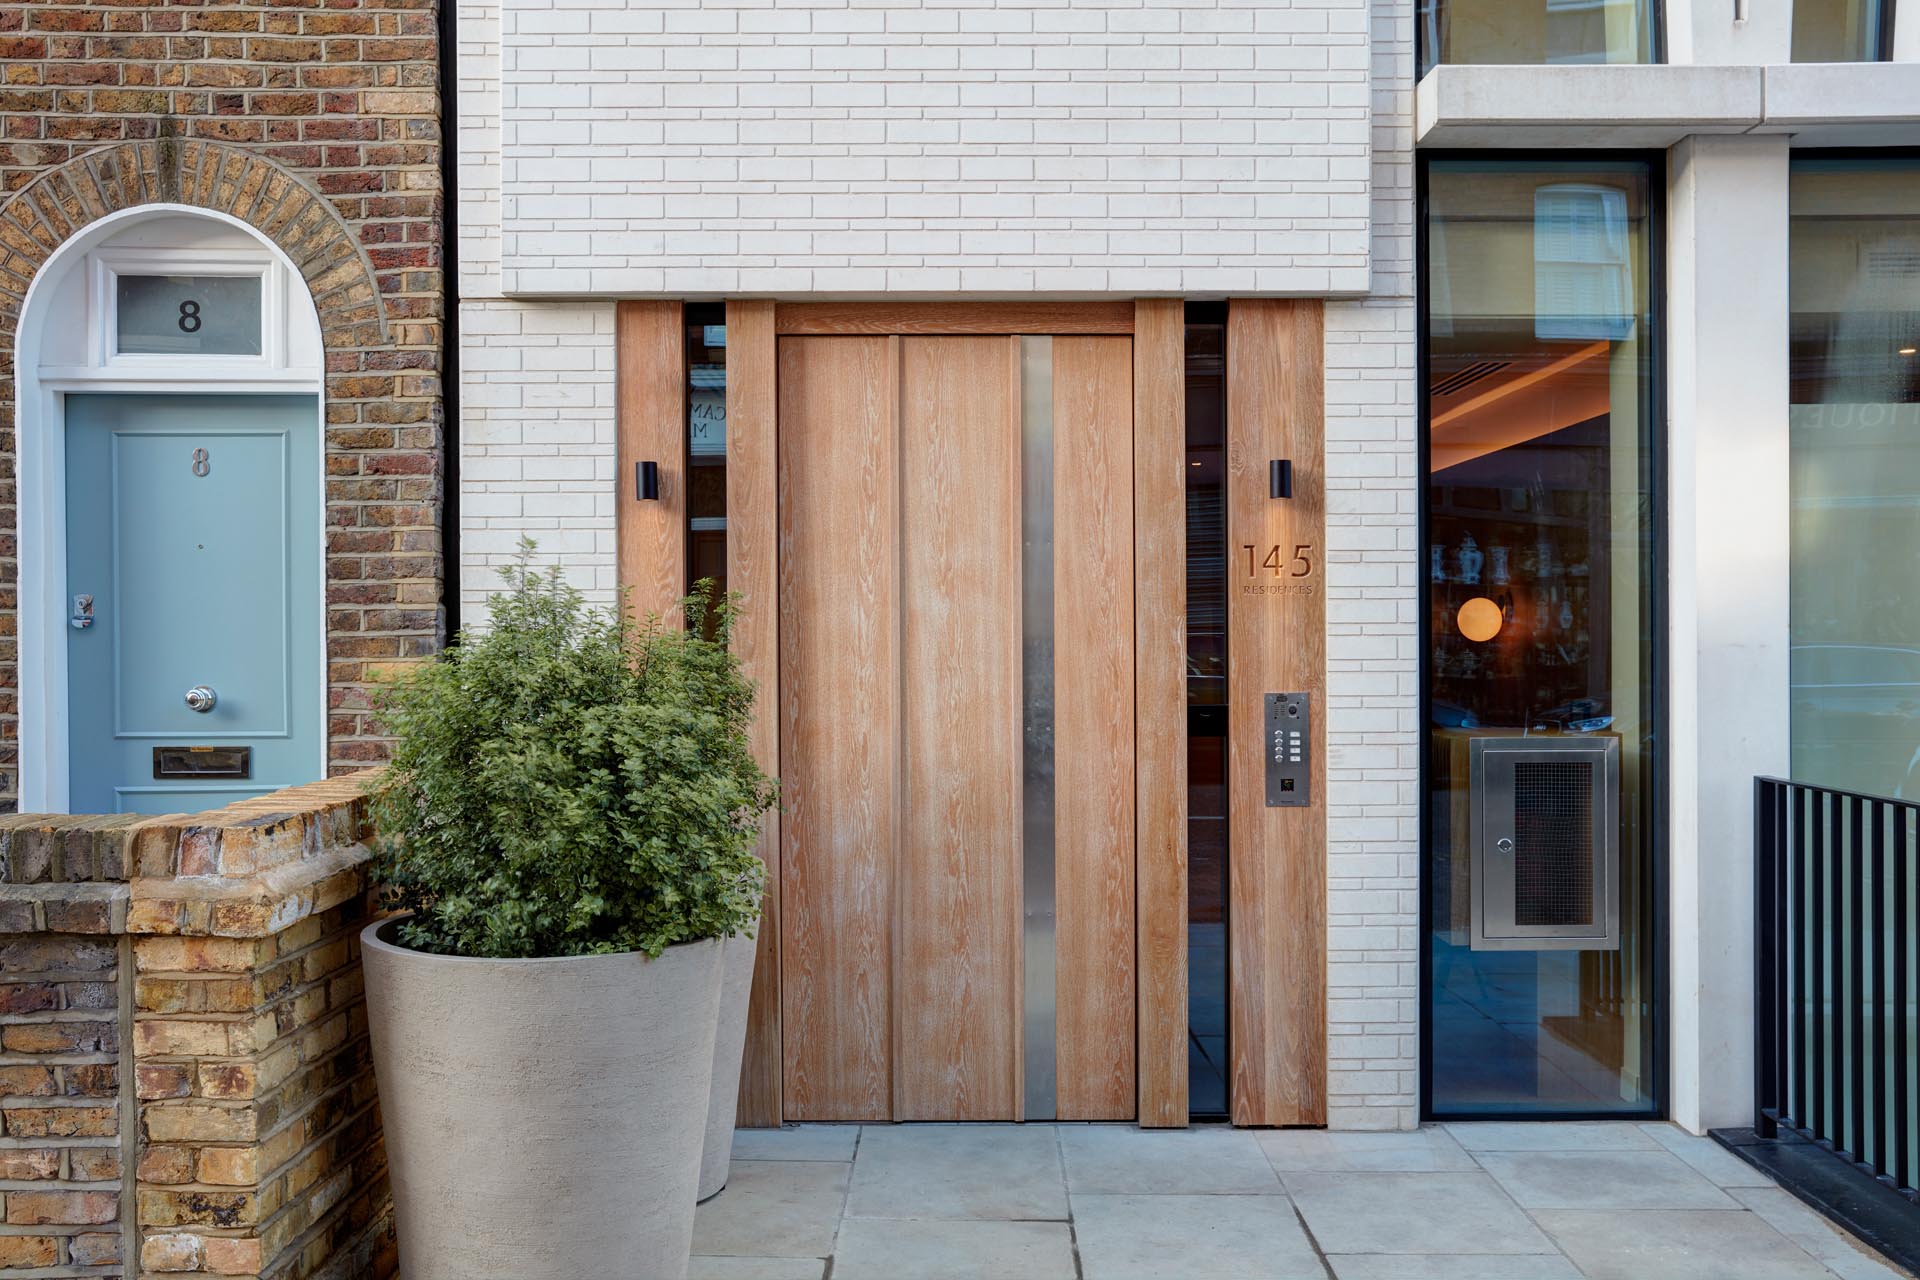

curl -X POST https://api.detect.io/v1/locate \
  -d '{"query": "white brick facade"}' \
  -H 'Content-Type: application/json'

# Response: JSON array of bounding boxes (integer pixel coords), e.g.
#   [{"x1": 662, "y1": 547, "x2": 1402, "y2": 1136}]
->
[
  {"x1": 485, "y1": 0, "x2": 1373, "y2": 296},
  {"x1": 460, "y1": 0, "x2": 1420, "y2": 1129},
  {"x1": 1320, "y1": 0, "x2": 1417, "y2": 1130}
]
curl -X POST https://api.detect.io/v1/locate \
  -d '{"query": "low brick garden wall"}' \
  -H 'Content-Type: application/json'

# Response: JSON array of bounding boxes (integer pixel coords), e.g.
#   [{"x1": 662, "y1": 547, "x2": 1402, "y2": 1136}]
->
[{"x1": 0, "y1": 776, "x2": 394, "y2": 1278}]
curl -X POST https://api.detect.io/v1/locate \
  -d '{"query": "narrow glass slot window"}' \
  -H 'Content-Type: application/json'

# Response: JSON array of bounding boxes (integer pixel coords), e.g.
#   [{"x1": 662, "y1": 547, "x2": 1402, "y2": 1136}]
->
[
  {"x1": 685, "y1": 305, "x2": 727, "y2": 628},
  {"x1": 1185, "y1": 304, "x2": 1230, "y2": 1119},
  {"x1": 116, "y1": 273, "x2": 263, "y2": 356}
]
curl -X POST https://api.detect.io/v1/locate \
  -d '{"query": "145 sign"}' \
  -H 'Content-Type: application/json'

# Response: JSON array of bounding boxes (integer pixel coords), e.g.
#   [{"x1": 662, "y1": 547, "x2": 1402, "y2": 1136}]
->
[{"x1": 1241, "y1": 542, "x2": 1315, "y2": 597}]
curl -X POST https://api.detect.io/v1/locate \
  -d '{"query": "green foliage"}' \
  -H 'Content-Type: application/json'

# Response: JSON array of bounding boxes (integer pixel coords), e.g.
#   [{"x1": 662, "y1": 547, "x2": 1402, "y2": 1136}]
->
[{"x1": 369, "y1": 541, "x2": 775, "y2": 959}]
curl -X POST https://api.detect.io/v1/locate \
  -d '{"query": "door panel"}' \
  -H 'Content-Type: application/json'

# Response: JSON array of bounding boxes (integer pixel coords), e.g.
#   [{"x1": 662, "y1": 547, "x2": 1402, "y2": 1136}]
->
[
  {"x1": 65, "y1": 394, "x2": 321, "y2": 815},
  {"x1": 778, "y1": 336, "x2": 899, "y2": 1122},
  {"x1": 771, "y1": 324, "x2": 1141, "y2": 1124},
  {"x1": 895, "y1": 336, "x2": 1025, "y2": 1121},
  {"x1": 1051, "y1": 336, "x2": 1138, "y2": 1121}
]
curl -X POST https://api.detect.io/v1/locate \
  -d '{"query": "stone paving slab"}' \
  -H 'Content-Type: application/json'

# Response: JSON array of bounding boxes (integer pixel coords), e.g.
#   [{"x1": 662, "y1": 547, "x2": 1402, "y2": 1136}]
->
[
  {"x1": 833, "y1": 1219, "x2": 1076, "y2": 1280},
  {"x1": 688, "y1": 1122, "x2": 1908, "y2": 1279},
  {"x1": 1472, "y1": 1148, "x2": 1741, "y2": 1211},
  {"x1": 1061, "y1": 1124, "x2": 1282, "y2": 1194},
  {"x1": 847, "y1": 1123, "x2": 1069, "y2": 1221},
  {"x1": 1072, "y1": 1191, "x2": 1323, "y2": 1279}
]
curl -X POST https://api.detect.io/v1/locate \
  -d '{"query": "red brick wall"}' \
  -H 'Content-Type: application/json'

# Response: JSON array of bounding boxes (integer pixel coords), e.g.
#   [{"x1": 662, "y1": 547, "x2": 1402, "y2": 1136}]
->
[{"x1": 0, "y1": 0, "x2": 446, "y2": 810}]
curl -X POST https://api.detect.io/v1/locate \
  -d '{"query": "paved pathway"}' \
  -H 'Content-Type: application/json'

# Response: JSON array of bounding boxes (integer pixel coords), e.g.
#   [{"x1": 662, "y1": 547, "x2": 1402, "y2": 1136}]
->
[{"x1": 689, "y1": 1121, "x2": 1909, "y2": 1279}]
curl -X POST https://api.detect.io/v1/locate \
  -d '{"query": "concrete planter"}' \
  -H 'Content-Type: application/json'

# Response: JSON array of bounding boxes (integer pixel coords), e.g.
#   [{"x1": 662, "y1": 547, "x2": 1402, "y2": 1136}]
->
[
  {"x1": 362, "y1": 918, "x2": 724, "y2": 1280},
  {"x1": 698, "y1": 930, "x2": 759, "y2": 1201}
]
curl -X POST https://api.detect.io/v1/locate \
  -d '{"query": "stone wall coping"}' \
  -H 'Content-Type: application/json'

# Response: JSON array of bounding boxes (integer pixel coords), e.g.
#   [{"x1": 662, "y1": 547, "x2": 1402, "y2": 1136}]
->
[
  {"x1": 129, "y1": 842, "x2": 372, "y2": 941},
  {"x1": 5, "y1": 772, "x2": 383, "y2": 938}
]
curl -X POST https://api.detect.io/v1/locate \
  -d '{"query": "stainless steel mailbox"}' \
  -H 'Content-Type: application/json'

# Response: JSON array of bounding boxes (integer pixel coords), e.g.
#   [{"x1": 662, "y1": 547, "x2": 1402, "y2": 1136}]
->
[{"x1": 1469, "y1": 734, "x2": 1620, "y2": 952}]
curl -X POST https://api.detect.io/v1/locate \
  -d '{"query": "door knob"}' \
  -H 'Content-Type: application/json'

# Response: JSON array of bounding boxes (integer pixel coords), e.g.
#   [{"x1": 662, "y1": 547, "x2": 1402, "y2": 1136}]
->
[{"x1": 184, "y1": 686, "x2": 218, "y2": 714}]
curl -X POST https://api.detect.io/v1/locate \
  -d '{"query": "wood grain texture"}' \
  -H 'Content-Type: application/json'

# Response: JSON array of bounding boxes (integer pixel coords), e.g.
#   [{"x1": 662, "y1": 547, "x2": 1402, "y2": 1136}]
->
[
  {"x1": 1052, "y1": 336, "x2": 1138, "y2": 1121},
  {"x1": 615, "y1": 300, "x2": 686, "y2": 624},
  {"x1": 1131, "y1": 299, "x2": 1190, "y2": 1127},
  {"x1": 726, "y1": 300, "x2": 782, "y2": 1127},
  {"x1": 895, "y1": 335, "x2": 1024, "y2": 1122},
  {"x1": 777, "y1": 301, "x2": 1135, "y2": 337},
  {"x1": 1226, "y1": 299, "x2": 1327, "y2": 1128},
  {"x1": 778, "y1": 335, "x2": 900, "y2": 1122}
]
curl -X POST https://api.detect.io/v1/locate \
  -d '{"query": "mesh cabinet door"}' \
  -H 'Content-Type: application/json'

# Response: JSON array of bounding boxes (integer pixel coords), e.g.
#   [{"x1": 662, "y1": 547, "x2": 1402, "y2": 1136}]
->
[{"x1": 1469, "y1": 736, "x2": 1620, "y2": 952}]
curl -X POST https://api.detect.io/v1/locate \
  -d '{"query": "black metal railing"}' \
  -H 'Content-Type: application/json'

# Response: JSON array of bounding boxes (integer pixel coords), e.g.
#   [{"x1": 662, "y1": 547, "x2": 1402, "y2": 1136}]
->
[{"x1": 1755, "y1": 777, "x2": 1920, "y2": 1199}]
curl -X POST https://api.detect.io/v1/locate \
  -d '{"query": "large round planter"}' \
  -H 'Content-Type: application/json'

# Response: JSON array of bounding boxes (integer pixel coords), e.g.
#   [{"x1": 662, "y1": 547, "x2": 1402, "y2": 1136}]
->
[
  {"x1": 362, "y1": 918, "x2": 724, "y2": 1280},
  {"x1": 697, "y1": 931, "x2": 758, "y2": 1201}
]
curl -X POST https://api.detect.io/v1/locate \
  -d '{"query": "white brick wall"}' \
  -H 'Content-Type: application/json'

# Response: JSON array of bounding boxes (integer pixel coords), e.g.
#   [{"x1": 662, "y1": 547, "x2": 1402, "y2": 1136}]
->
[
  {"x1": 486, "y1": 0, "x2": 1372, "y2": 296},
  {"x1": 458, "y1": 299, "x2": 619, "y2": 623},
  {"x1": 1319, "y1": 0, "x2": 1418, "y2": 1132},
  {"x1": 459, "y1": 0, "x2": 1420, "y2": 1130}
]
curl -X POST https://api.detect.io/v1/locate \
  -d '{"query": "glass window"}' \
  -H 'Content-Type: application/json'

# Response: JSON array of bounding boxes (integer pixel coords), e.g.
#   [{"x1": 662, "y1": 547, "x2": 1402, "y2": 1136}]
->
[
  {"x1": 1184, "y1": 308, "x2": 1229, "y2": 1118},
  {"x1": 686, "y1": 306, "x2": 727, "y2": 629},
  {"x1": 1423, "y1": 158, "x2": 1661, "y2": 1116},
  {"x1": 1790, "y1": 157, "x2": 1920, "y2": 800},
  {"x1": 116, "y1": 273, "x2": 263, "y2": 357},
  {"x1": 1792, "y1": 0, "x2": 1893, "y2": 61},
  {"x1": 1418, "y1": 0, "x2": 1656, "y2": 75}
]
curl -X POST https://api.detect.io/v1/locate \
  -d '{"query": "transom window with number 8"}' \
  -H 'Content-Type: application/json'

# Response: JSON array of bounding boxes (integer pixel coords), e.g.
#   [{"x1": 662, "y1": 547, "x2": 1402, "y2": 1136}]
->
[{"x1": 115, "y1": 274, "x2": 262, "y2": 357}]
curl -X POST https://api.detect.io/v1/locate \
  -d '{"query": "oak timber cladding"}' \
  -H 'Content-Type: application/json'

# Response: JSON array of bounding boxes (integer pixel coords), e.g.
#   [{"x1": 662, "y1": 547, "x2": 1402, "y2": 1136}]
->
[
  {"x1": 1131, "y1": 299, "x2": 1191, "y2": 1128},
  {"x1": 615, "y1": 301, "x2": 687, "y2": 625},
  {"x1": 776, "y1": 336, "x2": 900, "y2": 1123},
  {"x1": 894, "y1": 336, "x2": 1025, "y2": 1121},
  {"x1": 1227, "y1": 299, "x2": 1328, "y2": 1127},
  {"x1": 724, "y1": 301, "x2": 783, "y2": 1129},
  {"x1": 1051, "y1": 336, "x2": 1138, "y2": 1122}
]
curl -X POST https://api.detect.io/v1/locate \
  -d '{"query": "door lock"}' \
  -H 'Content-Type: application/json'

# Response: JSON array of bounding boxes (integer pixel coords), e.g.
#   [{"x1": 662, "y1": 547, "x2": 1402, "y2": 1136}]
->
[
  {"x1": 70, "y1": 595, "x2": 93, "y2": 630},
  {"x1": 184, "y1": 685, "x2": 218, "y2": 714},
  {"x1": 1496, "y1": 837, "x2": 1515, "y2": 854}
]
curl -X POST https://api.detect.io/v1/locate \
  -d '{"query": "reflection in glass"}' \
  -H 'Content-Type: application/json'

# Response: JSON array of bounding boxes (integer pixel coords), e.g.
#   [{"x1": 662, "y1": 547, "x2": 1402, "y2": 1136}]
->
[
  {"x1": 1417, "y1": 0, "x2": 1655, "y2": 74},
  {"x1": 1792, "y1": 0, "x2": 1892, "y2": 61},
  {"x1": 686, "y1": 307, "x2": 727, "y2": 631},
  {"x1": 1185, "y1": 311, "x2": 1230, "y2": 1117},
  {"x1": 1790, "y1": 159, "x2": 1920, "y2": 800},
  {"x1": 1424, "y1": 159, "x2": 1659, "y2": 1115}
]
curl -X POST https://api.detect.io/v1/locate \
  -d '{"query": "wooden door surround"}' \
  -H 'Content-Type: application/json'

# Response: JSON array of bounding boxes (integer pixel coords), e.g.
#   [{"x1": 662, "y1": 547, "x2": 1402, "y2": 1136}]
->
[{"x1": 613, "y1": 299, "x2": 1326, "y2": 1127}]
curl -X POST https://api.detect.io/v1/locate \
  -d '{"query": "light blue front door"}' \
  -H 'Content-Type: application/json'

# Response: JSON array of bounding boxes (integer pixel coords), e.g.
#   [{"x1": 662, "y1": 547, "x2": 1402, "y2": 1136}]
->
[{"x1": 65, "y1": 394, "x2": 323, "y2": 814}]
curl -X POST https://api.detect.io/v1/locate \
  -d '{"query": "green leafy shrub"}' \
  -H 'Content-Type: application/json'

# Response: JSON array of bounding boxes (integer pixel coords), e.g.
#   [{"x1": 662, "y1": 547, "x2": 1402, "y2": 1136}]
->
[{"x1": 369, "y1": 543, "x2": 775, "y2": 959}]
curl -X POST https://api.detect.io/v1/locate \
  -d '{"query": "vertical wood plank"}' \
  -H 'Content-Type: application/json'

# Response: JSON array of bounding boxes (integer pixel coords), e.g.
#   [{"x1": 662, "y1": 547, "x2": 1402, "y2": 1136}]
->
[
  {"x1": 895, "y1": 335, "x2": 1025, "y2": 1121},
  {"x1": 615, "y1": 301, "x2": 686, "y2": 623},
  {"x1": 1053, "y1": 335, "x2": 1138, "y2": 1121},
  {"x1": 778, "y1": 336, "x2": 899, "y2": 1121},
  {"x1": 1226, "y1": 299, "x2": 1328, "y2": 1127},
  {"x1": 727, "y1": 300, "x2": 782, "y2": 1127},
  {"x1": 1133, "y1": 299, "x2": 1191, "y2": 1127}
]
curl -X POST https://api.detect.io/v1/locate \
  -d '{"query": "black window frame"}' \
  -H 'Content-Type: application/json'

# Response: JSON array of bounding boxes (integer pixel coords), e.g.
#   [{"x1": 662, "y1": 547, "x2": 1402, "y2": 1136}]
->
[
  {"x1": 1415, "y1": 149, "x2": 1671, "y2": 1122},
  {"x1": 1416, "y1": 0, "x2": 1668, "y2": 78}
]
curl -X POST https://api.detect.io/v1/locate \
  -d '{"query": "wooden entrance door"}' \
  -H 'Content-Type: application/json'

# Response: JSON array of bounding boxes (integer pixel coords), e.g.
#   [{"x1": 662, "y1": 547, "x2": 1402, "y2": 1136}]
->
[{"x1": 776, "y1": 328, "x2": 1135, "y2": 1122}]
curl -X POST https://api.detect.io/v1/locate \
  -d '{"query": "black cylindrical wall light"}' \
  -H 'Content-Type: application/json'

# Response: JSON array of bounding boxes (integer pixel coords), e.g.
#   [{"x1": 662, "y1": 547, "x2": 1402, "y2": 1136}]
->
[
  {"x1": 637, "y1": 460, "x2": 660, "y2": 501},
  {"x1": 1270, "y1": 458, "x2": 1292, "y2": 500}
]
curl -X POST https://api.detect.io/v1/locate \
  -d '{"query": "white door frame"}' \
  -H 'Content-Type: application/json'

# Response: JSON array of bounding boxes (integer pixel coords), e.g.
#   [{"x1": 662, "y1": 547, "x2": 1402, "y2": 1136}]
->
[{"x1": 16, "y1": 204, "x2": 327, "y2": 813}]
